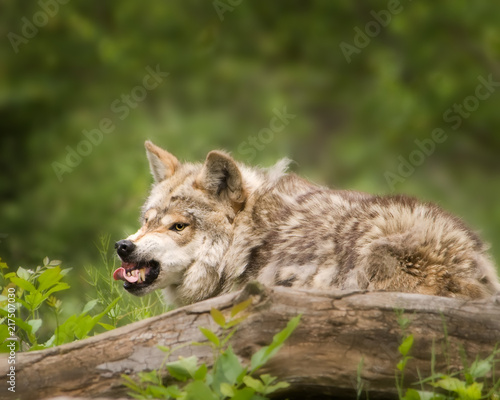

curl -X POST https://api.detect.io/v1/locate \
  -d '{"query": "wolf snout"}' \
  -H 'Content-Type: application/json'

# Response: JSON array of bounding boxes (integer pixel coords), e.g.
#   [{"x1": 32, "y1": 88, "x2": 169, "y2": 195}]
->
[{"x1": 115, "y1": 239, "x2": 136, "y2": 259}]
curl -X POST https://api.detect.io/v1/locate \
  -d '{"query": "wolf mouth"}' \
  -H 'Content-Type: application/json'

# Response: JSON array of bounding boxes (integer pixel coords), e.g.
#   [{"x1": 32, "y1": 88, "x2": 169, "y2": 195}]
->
[{"x1": 113, "y1": 260, "x2": 160, "y2": 292}]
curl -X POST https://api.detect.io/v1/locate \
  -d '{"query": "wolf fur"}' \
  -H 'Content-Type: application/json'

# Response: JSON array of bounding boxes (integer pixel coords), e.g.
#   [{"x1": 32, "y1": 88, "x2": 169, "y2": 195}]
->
[{"x1": 114, "y1": 141, "x2": 500, "y2": 306}]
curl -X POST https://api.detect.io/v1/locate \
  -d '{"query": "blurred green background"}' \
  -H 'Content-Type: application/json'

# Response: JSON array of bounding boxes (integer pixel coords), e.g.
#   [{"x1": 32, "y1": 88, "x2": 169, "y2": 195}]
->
[{"x1": 1, "y1": 2, "x2": 499, "y2": 295}]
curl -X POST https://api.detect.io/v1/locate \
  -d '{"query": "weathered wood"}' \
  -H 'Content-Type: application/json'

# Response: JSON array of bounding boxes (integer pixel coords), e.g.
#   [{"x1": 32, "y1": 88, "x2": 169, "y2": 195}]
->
[{"x1": 3, "y1": 284, "x2": 500, "y2": 399}]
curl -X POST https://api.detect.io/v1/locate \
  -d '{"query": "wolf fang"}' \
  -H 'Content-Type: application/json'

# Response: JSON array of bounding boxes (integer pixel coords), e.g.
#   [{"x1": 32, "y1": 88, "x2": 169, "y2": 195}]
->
[{"x1": 113, "y1": 141, "x2": 500, "y2": 306}]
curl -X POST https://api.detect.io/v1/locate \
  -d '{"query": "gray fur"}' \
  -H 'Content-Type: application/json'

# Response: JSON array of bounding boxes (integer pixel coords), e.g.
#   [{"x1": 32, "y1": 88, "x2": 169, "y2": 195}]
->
[{"x1": 115, "y1": 142, "x2": 500, "y2": 305}]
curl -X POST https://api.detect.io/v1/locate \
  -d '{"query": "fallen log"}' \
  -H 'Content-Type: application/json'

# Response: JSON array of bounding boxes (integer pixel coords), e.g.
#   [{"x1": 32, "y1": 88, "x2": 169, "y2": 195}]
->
[{"x1": 3, "y1": 283, "x2": 500, "y2": 399}]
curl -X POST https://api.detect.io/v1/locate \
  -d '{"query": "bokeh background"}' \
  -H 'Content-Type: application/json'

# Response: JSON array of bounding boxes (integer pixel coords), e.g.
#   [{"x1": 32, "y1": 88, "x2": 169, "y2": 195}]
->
[{"x1": 1, "y1": 2, "x2": 499, "y2": 304}]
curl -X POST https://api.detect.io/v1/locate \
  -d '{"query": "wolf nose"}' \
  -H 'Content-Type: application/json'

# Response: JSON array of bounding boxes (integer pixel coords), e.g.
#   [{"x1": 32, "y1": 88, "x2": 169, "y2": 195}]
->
[{"x1": 115, "y1": 239, "x2": 136, "y2": 258}]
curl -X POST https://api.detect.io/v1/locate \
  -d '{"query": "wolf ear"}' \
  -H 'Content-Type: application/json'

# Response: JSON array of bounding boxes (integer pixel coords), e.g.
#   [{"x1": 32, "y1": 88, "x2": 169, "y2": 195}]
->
[
  {"x1": 197, "y1": 151, "x2": 246, "y2": 209},
  {"x1": 145, "y1": 140, "x2": 179, "y2": 183}
]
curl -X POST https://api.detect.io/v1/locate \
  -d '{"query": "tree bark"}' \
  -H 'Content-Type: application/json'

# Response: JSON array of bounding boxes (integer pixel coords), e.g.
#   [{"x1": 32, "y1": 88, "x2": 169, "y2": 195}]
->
[{"x1": 3, "y1": 283, "x2": 500, "y2": 400}]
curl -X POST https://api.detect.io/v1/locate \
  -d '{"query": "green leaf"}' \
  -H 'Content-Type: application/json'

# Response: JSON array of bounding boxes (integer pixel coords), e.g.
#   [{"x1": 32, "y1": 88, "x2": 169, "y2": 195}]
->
[
  {"x1": 231, "y1": 387, "x2": 257, "y2": 400},
  {"x1": 49, "y1": 260, "x2": 62, "y2": 266},
  {"x1": 9, "y1": 276, "x2": 36, "y2": 293},
  {"x1": 184, "y1": 380, "x2": 218, "y2": 400},
  {"x1": 16, "y1": 267, "x2": 31, "y2": 281},
  {"x1": 266, "y1": 381, "x2": 290, "y2": 395},
  {"x1": 27, "y1": 319, "x2": 42, "y2": 334},
  {"x1": 397, "y1": 358, "x2": 411, "y2": 372},
  {"x1": 469, "y1": 358, "x2": 492, "y2": 379},
  {"x1": 97, "y1": 322, "x2": 115, "y2": 331},
  {"x1": 220, "y1": 382, "x2": 235, "y2": 397},
  {"x1": 60, "y1": 268, "x2": 72, "y2": 277},
  {"x1": 243, "y1": 375, "x2": 265, "y2": 393},
  {"x1": 457, "y1": 382, "x2": 483, "y2": 400},
  {"x1": 199, "y1": 326, "x2": 220, "y2": 347},
  {"x1": 43, "y1": 257, "x2": 50, "y2": 266},
  {"x1": 89, "y1": 297, "x2": 119, "y2": 326},
  {"x1": 403, "y1": 388, "x2": 421, "y2": 400},
  {"x1": 148, "y1": 385, "x2": 174, "y2": 398},
  {"x1": 194, "y1": 363, "x2": 208, "y2": 381},
  {"x1": 464, "y1": 382, "x2": 483, "y2": 399},
  {"x1": 82, "y1": 299, "x2": 99, "y2": 314},
  {"x1": 236, "y1": 366, "x2": 249, "y2": 384},
  {"x1": 259, "y1": 374, "x2": 277, "y2": 386},
  {"x1": 231, "y1": 298, "x2": 253, "y2": 317},
  {"x1": 50, "y1": 297, "x2": 119, "y2": 345},
  {"x1": 213, "y1": 346, "x2": 245, "y2": 391},
  {"x1": 73, "y1": 315, "x2": 95, "y2": 339},
  {"x1": 0, "y1": 324, "x2": 10, "y2": 342},
  {"x1": 53, "y1": 315, "x2": 78, "y2": 345},
  {"x1": 1, "y1": 338, "x2": 20, "y2": 353},
  {"x1": 398, "y1": 335, "x2": 414, "y2": 357},
  {"x1": 167, "y1": 356, "x2": 199, "y2": 381},
  {"x1": 121, "y1": 374, "x2": 142, "y2": 393},
  {"x1": 42, "y1": 334, "x2": 56, "y2": 349},
  {"x1": 414, "y1": 390, "x2": 446, "y2": 400},
  {"x1": 13, "y1": 297, "x2": 30, "y2": 312},
  {"x1": 40, "y1": 282, "x2": 71, "y2": 299},
  {"x1": 138, "y1": 370, "x2": 161, "y2": 384},
  {"x1": 25, "y1": 291, "x2": 45, "y2": 311},
  {"x1": 250, "y1": 315, "x2": 301, "y2": 372},
  {"x1": 38, "y1": 266, "x2": 65, "y2": 292},
  {"x1": 157, "y1": 345, "x2": 171, "y2": 353},
  {"x1": 210, "y1": 308, "x2": 226, "y2": 327},
  {"x1": 0, "y1": 311, "x2": 33, "y2": 334},
  {"x1": 165, "y1": 384, "x2": 183, "y2": 398},
  {"x1": 432, "y1": 376, "x2": 466, "y2": 392}
]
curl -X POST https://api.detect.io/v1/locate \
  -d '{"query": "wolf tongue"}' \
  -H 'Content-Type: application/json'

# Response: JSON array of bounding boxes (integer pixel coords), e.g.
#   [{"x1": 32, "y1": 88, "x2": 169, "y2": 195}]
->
[{"x1": 113, "y1": 267, "x2": 140, "y2": 283}]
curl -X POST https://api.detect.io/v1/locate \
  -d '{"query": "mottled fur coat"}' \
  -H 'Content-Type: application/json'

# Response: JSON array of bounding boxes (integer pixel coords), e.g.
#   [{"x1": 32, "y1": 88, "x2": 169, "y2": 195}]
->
[{"x1": 113, "y1": 141, "x2": 500, "y2": 305}]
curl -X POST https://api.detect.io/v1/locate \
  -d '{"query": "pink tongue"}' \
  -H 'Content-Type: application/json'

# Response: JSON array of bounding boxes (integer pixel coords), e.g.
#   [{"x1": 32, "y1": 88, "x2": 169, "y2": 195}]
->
[{"x1": 113, "y1": 265, "x2": 140, "y2": 283}]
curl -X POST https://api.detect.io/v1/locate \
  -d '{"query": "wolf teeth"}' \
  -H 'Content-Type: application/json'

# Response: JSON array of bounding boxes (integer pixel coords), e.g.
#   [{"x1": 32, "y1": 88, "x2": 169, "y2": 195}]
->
[{"x1": 139, "y1": 269, "x2": 146, "y2": 282}]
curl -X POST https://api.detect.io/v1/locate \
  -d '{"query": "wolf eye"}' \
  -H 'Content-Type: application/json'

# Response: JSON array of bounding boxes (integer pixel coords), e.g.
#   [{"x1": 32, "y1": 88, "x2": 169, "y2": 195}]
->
[{"x1": 172, "y1": 223, "x2": 187, "y2": 232}]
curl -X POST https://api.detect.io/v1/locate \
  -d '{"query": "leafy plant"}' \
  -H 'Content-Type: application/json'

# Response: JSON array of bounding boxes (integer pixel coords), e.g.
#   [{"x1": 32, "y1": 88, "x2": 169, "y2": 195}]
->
[
  {"x1": 405, "y1": 350, "x2": 500, "y2": 400},
  {"x1": 123, "y1": 299, "x2": 301, "y2": 399},
  {"x1": 0, "y1": 257, "x2": 117, "y2": 351},
  {"x1": 394, "y1": 310, "x2": 500, "y2": 400},
  {"x1": 395, "y1": 308, "x2": 414, "y2": 399}
]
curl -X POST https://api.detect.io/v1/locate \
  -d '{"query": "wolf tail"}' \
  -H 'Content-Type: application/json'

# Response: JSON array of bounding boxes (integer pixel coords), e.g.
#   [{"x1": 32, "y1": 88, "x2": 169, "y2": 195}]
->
[{"x1": 360, "y1": 230, "x2": 499, "y2": 299}]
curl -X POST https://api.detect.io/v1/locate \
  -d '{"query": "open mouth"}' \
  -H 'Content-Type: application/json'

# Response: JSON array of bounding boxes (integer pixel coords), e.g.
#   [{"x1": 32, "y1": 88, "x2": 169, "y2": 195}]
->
[{"x1": 113, "y1": 260, "x2": 160, "y2": 292}]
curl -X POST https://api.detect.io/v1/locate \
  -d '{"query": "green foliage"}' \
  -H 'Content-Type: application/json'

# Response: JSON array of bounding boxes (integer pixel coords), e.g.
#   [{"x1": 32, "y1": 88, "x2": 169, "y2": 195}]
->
[
  {"x1": 250, "y1": 315, "x2": 301, "y2": 373},
  {"x1": 410, "y1": 351, "x2": 500, "y2": 400},
  {"x1": 393, "y1": 310, "x2": 500, "y2": 400},
  {"x1": 0, "y1": 257, "x2": 116, "y2": 351},
  {"x1": 123, "y1": 300, "x2": 301, "y2": 399}
]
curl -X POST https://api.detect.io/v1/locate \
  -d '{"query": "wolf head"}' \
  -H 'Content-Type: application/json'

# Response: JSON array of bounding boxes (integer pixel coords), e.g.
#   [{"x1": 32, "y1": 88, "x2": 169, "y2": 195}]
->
[{"x1": 114, "y1": 141, "x2": 247, "y2": 304}]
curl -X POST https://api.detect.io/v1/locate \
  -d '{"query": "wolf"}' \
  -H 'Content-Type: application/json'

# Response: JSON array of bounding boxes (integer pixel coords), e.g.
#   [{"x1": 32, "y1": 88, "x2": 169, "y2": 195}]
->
[{"x1": 113, "y1": 141, "x2": 500, "y2": 306}]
